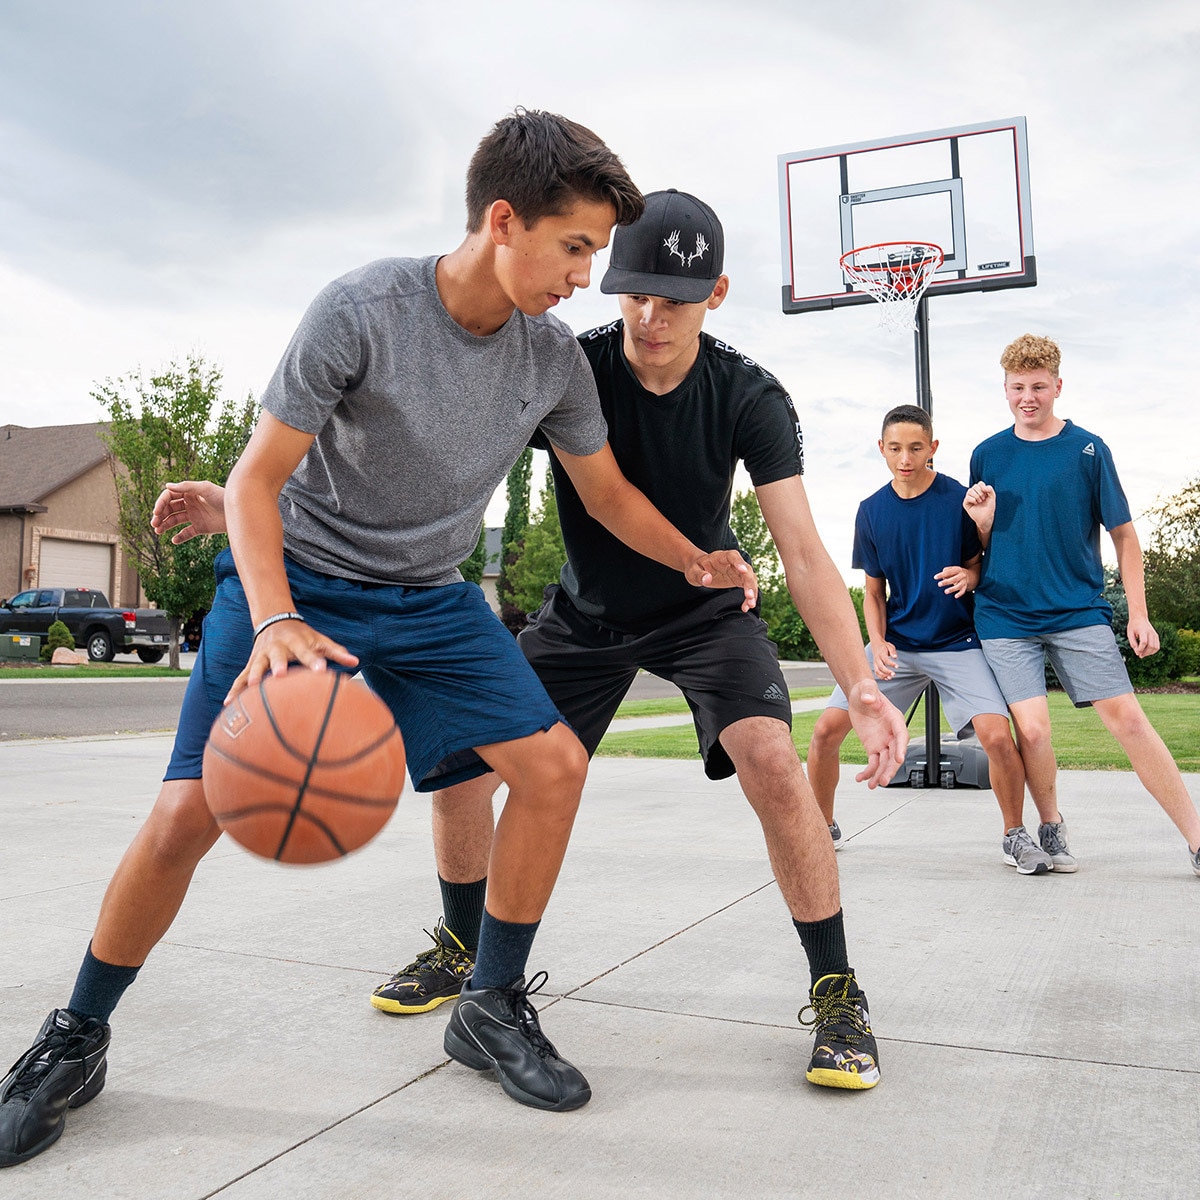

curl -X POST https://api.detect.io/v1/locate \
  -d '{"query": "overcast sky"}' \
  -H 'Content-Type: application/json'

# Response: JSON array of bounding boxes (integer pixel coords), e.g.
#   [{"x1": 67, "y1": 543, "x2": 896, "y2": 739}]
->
[{"x1": 1, "y1": 0, "x2": 1196, "y2": 581}]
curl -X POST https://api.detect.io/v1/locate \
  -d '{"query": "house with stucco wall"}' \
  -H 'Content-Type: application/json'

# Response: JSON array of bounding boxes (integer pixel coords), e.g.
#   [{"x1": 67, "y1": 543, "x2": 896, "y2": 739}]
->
[{"x1": 0, "y1": 422, "x2": 142, "y2": 605}]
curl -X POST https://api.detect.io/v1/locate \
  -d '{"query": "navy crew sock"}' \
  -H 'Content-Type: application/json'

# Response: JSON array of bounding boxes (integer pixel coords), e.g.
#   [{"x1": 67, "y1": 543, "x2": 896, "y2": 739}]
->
[
  {"x1": 469, "y1": 911, "x2": 540, "y2": 991},
  {"x1": 793, "y1": 909, "x2": 851, "y2": 989},
  {"x1": 438, "y1": 875, "x2": 487, "y2": 953},
  {"x1": 68, "y1": 942, "x2": 141, "y2": 1023}
]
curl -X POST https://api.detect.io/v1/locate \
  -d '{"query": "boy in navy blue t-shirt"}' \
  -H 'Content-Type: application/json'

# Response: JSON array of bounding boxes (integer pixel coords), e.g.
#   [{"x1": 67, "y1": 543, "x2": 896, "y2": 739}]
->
[
  {"x1": 809, "y1": 405, "x2": 1058, "y2": 873},
  {"x1": 965, "y1": 334, "x2": 1200, "y2": 876}
]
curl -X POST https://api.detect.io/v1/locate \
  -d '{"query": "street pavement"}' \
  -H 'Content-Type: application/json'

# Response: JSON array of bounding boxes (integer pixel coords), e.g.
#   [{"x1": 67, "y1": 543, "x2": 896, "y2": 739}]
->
[
  {"x1": 0, "y1": 658, "x2": 837, "y2": 741},
  {"x1": 1, "y1": 724, "x2": 1197, "y2": 1198}
]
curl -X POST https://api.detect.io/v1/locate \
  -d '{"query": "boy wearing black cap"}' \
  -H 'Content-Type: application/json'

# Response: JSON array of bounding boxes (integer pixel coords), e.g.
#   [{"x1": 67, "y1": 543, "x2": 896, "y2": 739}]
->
[{"x1": 404, "y1": 189, "x2": 906, "y2": 1096}]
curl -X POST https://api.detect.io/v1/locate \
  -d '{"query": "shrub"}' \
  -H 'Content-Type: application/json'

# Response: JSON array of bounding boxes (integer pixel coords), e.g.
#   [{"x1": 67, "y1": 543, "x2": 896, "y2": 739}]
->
[
  {"x1": 40, "y1": 620, "x2": 75, "y2": 662},
  {"x1": 1176, "y1": 629, "x2": 1200, "y2": 677}
]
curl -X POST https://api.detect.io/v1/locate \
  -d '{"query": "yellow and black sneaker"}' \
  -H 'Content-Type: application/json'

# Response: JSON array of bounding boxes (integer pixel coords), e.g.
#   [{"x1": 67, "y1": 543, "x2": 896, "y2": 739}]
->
[
  {"x1": 370, "y1": 919, "x2": 474, "y2": 1015},
  {"x1": 798, "y1": 971, "x2": 880, "y2": 1090}
]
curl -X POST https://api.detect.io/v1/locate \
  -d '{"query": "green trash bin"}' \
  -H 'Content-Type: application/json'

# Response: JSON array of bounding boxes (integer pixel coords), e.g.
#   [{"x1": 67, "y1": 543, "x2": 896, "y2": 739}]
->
[{"x1": 0, "y1": 634, "x2": 41, "y2": 661}]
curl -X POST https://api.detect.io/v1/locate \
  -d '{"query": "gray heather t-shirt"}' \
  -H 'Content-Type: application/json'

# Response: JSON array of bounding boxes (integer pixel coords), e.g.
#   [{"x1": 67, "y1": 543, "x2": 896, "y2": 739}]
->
[{"x1": 261, "y1": 255, "x2": 608, "y2": 585}]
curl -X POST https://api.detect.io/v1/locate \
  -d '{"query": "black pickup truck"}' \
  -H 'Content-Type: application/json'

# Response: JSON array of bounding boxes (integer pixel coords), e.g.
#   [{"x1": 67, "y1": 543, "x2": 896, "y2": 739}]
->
[{"x1": 0, "y1": 587, "x2": 172, "y2": 662}]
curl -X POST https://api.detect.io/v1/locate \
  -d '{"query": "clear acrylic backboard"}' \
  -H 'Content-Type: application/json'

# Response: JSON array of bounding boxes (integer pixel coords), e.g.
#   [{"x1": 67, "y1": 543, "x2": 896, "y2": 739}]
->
[{"x1": 778, "y1": 117, "x2": 1035, "y2": 315}]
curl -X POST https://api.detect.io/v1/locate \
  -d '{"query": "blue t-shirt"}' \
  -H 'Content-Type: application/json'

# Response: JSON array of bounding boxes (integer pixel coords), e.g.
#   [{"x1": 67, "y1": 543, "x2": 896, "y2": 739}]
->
[
  {"x1": 853, "y1": 472, "x2": 982, "y2": 652},
  {"x1": 968, "y1": 420, "x2": 1131, "y2": 638}
]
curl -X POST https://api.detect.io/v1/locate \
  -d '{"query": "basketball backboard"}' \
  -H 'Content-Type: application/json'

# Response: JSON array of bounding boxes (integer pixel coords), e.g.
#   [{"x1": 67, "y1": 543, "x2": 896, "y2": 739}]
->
[{"x1": 778, "y1": 117, "x2": 1035, "y2": 314}]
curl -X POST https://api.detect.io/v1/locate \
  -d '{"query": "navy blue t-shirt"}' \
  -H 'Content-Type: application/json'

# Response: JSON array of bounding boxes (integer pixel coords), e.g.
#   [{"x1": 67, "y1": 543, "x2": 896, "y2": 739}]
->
[
  {"x1": 853, "y1": 472, "x2": 982, "y2": 652},
  {"x1": 969, "y1": 420, "x2": 1131, "y2": 638}
]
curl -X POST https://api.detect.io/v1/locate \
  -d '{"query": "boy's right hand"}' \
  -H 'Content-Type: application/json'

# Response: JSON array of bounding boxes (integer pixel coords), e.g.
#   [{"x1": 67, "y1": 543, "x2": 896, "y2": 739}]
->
[
  {"x1": 868, "y1": 639, "x2": 897, "y2": 680},
  {"x1": 152, "y1": 481, "x2": 229, "y2": 543},
  {"x1": 225, "y1": 619, "x2": 359, "y2": 703},
  {"x1": 684, "y1": 551, "x2": 758, "y2": 612}
]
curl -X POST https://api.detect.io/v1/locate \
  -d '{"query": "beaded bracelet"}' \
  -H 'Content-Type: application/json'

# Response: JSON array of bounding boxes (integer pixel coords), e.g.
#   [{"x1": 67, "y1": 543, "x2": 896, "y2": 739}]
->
[{"x1": 252, "y1": 611, "x2": 304, "y2": 640}]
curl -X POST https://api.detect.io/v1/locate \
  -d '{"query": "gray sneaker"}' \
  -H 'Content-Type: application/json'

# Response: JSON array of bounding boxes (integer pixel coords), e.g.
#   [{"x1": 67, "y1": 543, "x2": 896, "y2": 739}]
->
[
  {"x1": 1038, "y1": 818, "x2": 1078, "y2": 873},
  {"x1": 1003, "y1": 827, "x2": 1053, "y2": 875},
  {"x1": 1190, "y1": 844, "x2": 1200, "y2": 877},
  {"x1": 829, "y1": 821, "x2": 844, "y2": 851}
]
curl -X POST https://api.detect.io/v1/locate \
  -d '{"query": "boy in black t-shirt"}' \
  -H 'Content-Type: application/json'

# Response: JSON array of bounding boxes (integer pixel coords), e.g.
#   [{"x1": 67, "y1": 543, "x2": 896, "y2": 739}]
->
[
  {"x1": 152, "y1": 192, "x2": 907, "y2": 1094},
  {"x1": 393, "y1": 190, "x2": 907, "y2": 1092}
]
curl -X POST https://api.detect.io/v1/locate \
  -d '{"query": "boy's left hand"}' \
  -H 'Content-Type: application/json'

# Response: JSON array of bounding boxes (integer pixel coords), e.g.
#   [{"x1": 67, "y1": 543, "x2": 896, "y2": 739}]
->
[
  {"x1": 935, "y1": 564, "x2": 978, "y2": 598},
  {"x1": 846, "y1": 680, "x2": 908, "y2": 789},
  {"x1": 1127, "y1": 616, "x2": 1160, "y2": 658},
  {"x1": 152, "y1": 481, "x2": 229, "y2": 543},
  {"x1": 685, "y1": 552, "x2": 758, "y2": 612}
]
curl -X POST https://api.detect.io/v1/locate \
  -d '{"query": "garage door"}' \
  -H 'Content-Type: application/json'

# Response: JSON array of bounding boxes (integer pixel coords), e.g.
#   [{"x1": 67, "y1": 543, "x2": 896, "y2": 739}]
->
[{"x1": 39, "y1": 539, "x2": 114, "y2": 594}]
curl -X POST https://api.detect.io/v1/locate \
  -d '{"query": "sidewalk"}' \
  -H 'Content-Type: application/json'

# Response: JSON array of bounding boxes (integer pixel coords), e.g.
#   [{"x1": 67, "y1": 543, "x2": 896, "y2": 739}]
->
[{"x1": 1, "y1": 734, "x2": 1196, "y2": 1199}]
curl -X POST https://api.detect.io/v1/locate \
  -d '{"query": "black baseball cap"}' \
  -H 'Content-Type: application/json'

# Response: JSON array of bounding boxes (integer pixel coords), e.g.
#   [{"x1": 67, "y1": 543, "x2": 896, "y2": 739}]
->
[{"x1": 601, "y1": 188, "x2": 725, "y2": 303}]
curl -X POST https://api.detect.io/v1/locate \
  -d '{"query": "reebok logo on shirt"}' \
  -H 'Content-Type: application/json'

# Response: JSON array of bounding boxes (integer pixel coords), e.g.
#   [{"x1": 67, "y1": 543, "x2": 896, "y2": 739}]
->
[{"x1": 1082, "y1": 442, "x2": 1095, "y2": 456}]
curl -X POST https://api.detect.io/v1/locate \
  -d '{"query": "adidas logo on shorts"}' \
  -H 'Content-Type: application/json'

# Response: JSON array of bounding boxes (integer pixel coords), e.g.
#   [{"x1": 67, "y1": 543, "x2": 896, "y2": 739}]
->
[{"x1": 762, "y1": 683, "x2": 786, "y2": 701}]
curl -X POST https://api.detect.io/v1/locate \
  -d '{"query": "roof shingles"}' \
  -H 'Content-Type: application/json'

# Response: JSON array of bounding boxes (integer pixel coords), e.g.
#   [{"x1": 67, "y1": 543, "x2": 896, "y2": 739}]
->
[{"x1": 0, "y1": 423, "x2": 112, "y2": 509}]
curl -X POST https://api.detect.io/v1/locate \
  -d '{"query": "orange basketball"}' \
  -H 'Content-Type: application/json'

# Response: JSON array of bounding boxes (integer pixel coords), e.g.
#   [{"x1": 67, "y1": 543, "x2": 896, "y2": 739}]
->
[{"x1": 202, "y1": 669, "x2": 405, "y2": 864}]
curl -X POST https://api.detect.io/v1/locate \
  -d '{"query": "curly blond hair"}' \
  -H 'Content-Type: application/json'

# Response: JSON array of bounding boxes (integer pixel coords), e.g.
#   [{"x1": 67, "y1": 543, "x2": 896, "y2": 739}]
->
[{"x1": 1000, "y1": 334, "x2": 1061, "y2": 376}]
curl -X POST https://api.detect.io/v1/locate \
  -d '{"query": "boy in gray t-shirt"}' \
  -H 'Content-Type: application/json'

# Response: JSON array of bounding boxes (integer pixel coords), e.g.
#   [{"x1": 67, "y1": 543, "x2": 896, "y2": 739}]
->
[{"x1": 0, "y1": 111, "x2": 759, "y2": 1167}]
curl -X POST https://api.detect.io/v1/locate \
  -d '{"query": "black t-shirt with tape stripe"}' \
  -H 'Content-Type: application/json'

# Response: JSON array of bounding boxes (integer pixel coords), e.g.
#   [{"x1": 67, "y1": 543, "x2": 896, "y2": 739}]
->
[{"x1": 534, "y1": 320, "x2": 804, "y2": 633}]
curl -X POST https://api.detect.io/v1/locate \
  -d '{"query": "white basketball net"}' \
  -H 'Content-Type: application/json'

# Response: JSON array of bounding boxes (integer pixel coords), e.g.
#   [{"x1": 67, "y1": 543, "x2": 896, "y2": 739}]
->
[{"x1": 839, "y1": 242, "x2": 945, "y2": 334}]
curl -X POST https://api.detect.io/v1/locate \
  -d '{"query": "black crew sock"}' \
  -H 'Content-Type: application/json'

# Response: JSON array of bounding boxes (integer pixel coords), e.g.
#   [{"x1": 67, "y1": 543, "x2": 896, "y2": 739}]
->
[
  {"x1": 469, "y1": 911, "x2": 540, "y2": 991},
  {"x1": 68, "y1": 942, "x2": 141, "y2": 1023},
  {"x1": 793, "y1": 909, "x2": 850, "y2": 988},
  {"x1": 438, "y1": 875, "x2": 487, "y2": 953}
]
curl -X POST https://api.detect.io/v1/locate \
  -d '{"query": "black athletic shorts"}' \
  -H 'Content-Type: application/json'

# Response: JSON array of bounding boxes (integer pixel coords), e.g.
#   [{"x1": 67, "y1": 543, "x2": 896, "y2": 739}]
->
[{"x1": 517, "y1": 585, "x2": 793, "y2": 780}]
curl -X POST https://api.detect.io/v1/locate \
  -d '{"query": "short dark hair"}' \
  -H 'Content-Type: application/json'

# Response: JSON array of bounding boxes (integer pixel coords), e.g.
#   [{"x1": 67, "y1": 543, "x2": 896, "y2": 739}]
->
[
  {"x1": 881, "y1": 404, "x2": 932, "y2": 438},
  {"x1": 465, "y1": 108, "x2": 644, "y2": 233}
]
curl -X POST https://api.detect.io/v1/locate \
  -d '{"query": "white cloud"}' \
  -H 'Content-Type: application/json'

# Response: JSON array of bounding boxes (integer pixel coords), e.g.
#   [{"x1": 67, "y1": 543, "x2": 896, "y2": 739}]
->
[{"x1": 1, "y1": 0, "x2": 1197, "y2": 577}]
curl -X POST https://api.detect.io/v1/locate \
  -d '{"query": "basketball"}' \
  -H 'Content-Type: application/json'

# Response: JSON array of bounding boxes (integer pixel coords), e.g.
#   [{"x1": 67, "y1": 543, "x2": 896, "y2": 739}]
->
[{"x1": 202, "y1": 669, "x2": 406, "y2": 864}]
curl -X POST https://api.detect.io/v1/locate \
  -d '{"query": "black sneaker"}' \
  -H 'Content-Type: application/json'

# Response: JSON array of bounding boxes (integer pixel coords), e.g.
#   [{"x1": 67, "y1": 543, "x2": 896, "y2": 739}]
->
[
  {"x1": 798, "y1": 971, "x2": 880, "y2": 1090},
  {"x1": 444, "y1": 972, "x2": 590, "y2": 1111},
  {"x1": 0, "y1": 1009, "x2": 111, "y2": 1168},
  {"x1": 371, "y1": 919, "x2": 475, "y2": 1014}
]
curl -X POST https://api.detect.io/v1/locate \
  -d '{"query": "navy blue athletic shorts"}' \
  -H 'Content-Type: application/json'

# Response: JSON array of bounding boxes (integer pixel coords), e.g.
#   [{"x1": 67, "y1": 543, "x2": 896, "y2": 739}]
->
[{"x1": 165, "y1": 548, "x2": 564, "y2": 791}]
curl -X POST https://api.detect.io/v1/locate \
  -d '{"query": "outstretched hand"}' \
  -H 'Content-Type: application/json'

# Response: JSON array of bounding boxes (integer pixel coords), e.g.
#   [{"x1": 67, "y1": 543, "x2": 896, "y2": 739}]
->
[
  {"x1": 684, "y1": 551, "x2": 758, "y2": 612},
  {"x1": 152, "y1": 481, "x2": 229, "y2": 543},
  {"x1": 846, "y1": 679, "x2": 908, "y2": 788}
]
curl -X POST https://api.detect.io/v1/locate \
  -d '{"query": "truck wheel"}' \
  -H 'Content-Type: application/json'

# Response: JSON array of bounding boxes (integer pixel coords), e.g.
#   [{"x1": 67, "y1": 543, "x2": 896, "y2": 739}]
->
[
  {"x1": 136, "y1": 648, "x2": 166, "y2": 664},
  {"x1": 86, "y1": 630, "x2": 115, "y2": 662}
]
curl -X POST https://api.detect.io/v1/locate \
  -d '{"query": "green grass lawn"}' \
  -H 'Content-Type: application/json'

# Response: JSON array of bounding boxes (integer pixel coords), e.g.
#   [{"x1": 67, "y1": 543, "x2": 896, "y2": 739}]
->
[
  {"x1": 598, "y1": 690, "x2": 1200, "y2": 772},
  {"x1": 0, "y1": 662, "x2": 187, "y2": 679}
]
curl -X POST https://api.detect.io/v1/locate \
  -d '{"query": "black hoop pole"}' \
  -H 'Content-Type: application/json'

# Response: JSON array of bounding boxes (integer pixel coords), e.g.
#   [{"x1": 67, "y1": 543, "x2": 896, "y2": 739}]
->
[{"x1": 913, "y1": 294, "x2": 943, "y2": 780}]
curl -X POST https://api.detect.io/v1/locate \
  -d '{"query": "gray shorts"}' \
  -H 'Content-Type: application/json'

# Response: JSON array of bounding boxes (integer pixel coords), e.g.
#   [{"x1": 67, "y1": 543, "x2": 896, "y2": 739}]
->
[
  {"x1": 824, "y1": 646, "x2": 1008, "y2": 738},
  {"x1": 980, "y1": 624, "x2": 1132, "y2": 707}
]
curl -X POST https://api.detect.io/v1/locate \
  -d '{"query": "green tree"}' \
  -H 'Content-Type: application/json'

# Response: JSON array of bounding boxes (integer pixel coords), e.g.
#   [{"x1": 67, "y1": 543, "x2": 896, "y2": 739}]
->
[
  {"x1": 506, "y1": 470, "x2": 567, "y2": 614},
  {"x1": 727, "y1": 489, "x2": 867, "y2": 661},
  {"x1": 1144, "y1": 476, "x2": 1200, "y2": 630},
  {"x1": 460, "y1": 527, "x2": 489, "y2": 586},
  {"x1": 95, "y1": 355, "x2": 258, "y2": 668},
  {"x1": 497, "y1": 448, "x2": 535, "y2": 633}
]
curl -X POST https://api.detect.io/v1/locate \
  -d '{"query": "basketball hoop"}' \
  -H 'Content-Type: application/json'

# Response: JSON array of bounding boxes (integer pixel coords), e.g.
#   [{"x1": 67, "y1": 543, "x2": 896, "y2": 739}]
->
[{"x1": 839, "y1": 242, "x2": 945, "y2": 334}]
